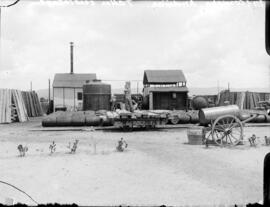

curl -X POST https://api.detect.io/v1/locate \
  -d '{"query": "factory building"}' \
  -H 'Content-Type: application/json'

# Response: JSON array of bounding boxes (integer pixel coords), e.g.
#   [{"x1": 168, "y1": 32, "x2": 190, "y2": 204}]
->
[
  {"x1": 143, "y1": 70, "x2": 188, "y2": 110},
  {"x1": 53, "y1": 73, "x2": 97, "y2": 111}
]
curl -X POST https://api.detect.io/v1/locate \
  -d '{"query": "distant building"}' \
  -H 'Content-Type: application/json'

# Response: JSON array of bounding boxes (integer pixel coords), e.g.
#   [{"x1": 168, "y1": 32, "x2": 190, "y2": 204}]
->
[
  {"x1": 53, "y1": 73, "x2": 97, "y2": 111},
  {"x1": 143, "y1": 70, "x2": 188, "y2": 110}
]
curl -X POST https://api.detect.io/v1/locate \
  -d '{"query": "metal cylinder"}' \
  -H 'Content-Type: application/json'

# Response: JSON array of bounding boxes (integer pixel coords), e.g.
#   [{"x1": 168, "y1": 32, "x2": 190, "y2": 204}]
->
[
  {"x1": 83, "y1": 80, "x2": 111, "y2": 111},
  {"x1": 70, "y1": 42, "x2": 74, "y2": 74},
  {"x1": 199, "y1": 105, "x2": 240, "y2": 125}
]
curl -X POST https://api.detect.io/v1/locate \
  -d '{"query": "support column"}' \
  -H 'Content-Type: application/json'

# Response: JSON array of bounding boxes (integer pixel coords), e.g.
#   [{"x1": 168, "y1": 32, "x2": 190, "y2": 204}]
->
[{"x1": 149, "y1": 92, "x2": 153, "y2": 110}]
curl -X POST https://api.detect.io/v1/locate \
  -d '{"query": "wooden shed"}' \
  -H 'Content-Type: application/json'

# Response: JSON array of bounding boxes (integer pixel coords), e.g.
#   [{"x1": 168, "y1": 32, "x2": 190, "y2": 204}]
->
[
  {"x1": 53, "y1": 73, "x2": 97, "y2": 111},
  {"x1": 143, "y1": 70, "x2": 188, "y2": 110}
]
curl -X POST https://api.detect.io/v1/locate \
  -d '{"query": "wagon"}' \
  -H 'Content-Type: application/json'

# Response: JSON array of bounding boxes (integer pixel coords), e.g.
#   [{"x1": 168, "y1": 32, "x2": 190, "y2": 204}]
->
[
  {"x1": 114, "y1": 112, "x2": 168, "y2": 131},
  {"x1": 199, "y1": 105, "x2": 267, "y2": 147}
]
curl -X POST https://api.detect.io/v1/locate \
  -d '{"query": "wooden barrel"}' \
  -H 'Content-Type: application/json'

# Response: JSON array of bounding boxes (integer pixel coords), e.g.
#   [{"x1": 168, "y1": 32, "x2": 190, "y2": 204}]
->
[
  {"x1": 71, "y1": 111, "x2": 85, "y2": 126},
  {"x1": 187, "y1": 127, "x2": 204, "y2": 145},
  {"x1": 85, "y1": 115, "x2": 102, "y2": 126},
  {"x1": 56, "y1": 112, "x2": 73, "y2": 126}
]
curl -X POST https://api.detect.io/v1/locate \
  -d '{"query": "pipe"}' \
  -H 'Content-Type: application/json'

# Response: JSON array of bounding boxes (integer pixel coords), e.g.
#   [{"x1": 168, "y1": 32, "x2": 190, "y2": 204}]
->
[{"x1": 70, "y1": 42, "x2": 74, "y2": 74}]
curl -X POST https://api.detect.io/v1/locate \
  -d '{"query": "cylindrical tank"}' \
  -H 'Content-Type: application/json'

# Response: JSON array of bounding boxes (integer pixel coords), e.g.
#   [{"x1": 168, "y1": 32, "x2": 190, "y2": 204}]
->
[
  {"x1": 83, "y1": 80, "x2": 111, "y2": 111},
  {"x1": 191, "y1": 96, "x2": 208, "y2": 110},
  {"x1": 71, "y1": 111, "x2": 85, "y2": 126},
  {"x1": 199, "y1": 105, "x2": 240, "y2": 125}
]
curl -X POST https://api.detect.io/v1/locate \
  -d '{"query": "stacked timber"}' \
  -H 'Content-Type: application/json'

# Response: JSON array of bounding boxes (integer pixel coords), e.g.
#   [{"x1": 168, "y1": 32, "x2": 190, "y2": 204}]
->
[
  {"x1": 21, "y1": 91, "x2": 43, "y2": 117},
  {"x1": 0, "y1": 89, "x2": 29, "y2": 123},
  {"x1": 218, "y1": 90, "x2": 269, "y2": 110}
]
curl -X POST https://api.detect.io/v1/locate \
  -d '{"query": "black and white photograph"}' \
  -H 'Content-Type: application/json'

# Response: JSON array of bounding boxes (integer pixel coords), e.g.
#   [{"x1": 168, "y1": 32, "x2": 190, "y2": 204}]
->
[{"x1": 0, "y1": 0, "x2": 270, "y2": 206}]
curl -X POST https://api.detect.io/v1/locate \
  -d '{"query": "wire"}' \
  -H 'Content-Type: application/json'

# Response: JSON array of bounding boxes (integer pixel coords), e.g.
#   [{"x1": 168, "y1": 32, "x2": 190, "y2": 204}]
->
[
  {"x1": 0, "y1": 180, "x2": 39, "y2": 205},
  {"x1": 0, "y1": 0, "x2": 21, "y2": 8}
]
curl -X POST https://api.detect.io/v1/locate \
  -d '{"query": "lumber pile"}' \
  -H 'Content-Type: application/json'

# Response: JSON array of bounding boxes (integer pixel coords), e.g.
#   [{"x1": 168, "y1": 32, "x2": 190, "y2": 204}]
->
[
  {"x1": 0, "y1": 89, "x2": 43, "y2": 124},
  {"x1": 21, "y1": 91, "x2": 43, "y2": 117},
  {"x1": 217, "y1": 90, "x2": 270, "y2": 110}
]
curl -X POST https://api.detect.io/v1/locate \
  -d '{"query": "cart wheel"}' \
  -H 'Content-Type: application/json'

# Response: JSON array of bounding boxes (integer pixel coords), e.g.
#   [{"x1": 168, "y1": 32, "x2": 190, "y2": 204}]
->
[{"x1": 211, "y1": 115, "x2": 243, "y2": 147}]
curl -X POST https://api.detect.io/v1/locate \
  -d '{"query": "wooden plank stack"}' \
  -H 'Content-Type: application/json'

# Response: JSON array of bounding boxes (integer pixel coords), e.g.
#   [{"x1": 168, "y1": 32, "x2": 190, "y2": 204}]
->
[
  {"x1": 218, "y1": 90, "x2": 270, "y2": 110},
  {"x1": 21, "y1": 91, "x2": 43, "y2": 117},
  {"x1": 0, "y1": 89, "x2": 43, "y2": 124}
]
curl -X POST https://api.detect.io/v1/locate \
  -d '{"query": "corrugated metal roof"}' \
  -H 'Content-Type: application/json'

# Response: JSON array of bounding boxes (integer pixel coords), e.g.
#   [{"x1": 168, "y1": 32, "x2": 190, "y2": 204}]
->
[
  {"x1": 143, "y1": 70, "x2": 186, "y2": 84},
  {"x1": 53, "y1": 73, "x2": 97, "y2": 88}
]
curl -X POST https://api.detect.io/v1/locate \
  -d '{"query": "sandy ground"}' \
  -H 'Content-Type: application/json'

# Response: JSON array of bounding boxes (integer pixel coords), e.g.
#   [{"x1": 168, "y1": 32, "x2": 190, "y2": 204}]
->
[{"x1": 0, "y1": 118, "x2": 270, "y2": 206}]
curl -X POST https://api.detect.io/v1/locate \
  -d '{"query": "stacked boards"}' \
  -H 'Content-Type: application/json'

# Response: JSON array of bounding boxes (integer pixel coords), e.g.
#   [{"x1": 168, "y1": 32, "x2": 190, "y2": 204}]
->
[
  {"x1": 21, "y1": 91, "x2": 43, "y2": 117},
  {"x1": 0, "y1": 89, "x2": 43, "y2": 124},
  {"x1": 218, "y1": 90, "x2": 269, "y2": 110}
]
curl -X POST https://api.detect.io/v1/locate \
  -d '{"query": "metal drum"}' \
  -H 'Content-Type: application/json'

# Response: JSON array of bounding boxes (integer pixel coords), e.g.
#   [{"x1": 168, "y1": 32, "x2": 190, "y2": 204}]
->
[{"x1": 199, "y1": 105, "x2": 240, "y2": 125}]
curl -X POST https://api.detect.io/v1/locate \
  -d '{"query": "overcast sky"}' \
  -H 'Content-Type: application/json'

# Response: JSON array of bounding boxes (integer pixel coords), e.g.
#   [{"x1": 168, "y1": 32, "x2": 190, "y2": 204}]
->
[{"x1": 0, "y1": 1, "x2": 269, "y2": 91}]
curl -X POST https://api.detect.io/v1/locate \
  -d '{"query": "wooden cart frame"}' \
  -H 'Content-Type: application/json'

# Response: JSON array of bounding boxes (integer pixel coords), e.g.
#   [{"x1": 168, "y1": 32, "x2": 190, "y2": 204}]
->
[{"x1": 203, "y1": 111, "x2": 266, "y2": 147}]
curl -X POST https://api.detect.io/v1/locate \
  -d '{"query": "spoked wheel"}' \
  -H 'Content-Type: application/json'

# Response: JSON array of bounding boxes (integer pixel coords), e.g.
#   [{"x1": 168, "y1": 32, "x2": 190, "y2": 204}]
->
[{"x1": 211, "y1": 115, "x2": 243, "y2": 147}]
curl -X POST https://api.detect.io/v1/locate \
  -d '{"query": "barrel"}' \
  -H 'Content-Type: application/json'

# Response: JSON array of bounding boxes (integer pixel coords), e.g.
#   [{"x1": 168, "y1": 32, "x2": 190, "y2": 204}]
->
[
  {"x1": 267, "y1": 115, "x2": 270, "y2": 123},
  {"x1": 187, "y1": 110, "x2": 199, "y2": 124},
  {"x1": 101, "y1": 116, "x2": 114, "y2": 126},
  {"x1": 71, "y1": 111, "x2": 85, "y2": 126},
  {"x1": 192, "y1": 96, "x2": 208, "y2": 110},
  {"x1": 85, "y1": 115, "x2": 102, "y2": 126},
  {"x1": 178, "y1": 111, "x2": 191, "y2": 124},
  {"x1": 84, "y1": 110, "x2": 95, "y2": 116},
  {"x1": 251, "y1": 114, "x2": 267, "y2": 123},
  {"x1": 83, "y1": 80, "x2": 111, "y2": 111},
  {"x1": 187, "y1": 126, "x2": 204, "y2": 145},
  {"x1": 42, "y1": 114, "x2": 57, "y2": 127},
  {"x1": 199, "y1": 105, "x2": 240, "y2": 125},
  {"x1": 56, "y1": 111, "x2": 73, "y2": 126}
]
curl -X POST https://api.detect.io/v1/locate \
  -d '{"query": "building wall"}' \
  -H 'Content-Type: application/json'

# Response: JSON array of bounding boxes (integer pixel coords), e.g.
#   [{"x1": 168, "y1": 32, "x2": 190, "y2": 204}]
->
[
  {"x1": 151, "y1": 92, "x2": 187, "y2": 110},
  {"x1": 53, "y1": 87, "x2": 83, "y2": 111}
]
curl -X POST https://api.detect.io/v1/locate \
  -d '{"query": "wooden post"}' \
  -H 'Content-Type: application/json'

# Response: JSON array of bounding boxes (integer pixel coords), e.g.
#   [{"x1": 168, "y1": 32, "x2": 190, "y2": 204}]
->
[
  {"x1": 48, "y1": 79, "x2": 50, "y2": 103},
  {"x1": 124, "y1": 81, "x2": 133, "y2": 112},
  {"x1": 149, "y1": 92, "x2": 153, "y2": 110}
]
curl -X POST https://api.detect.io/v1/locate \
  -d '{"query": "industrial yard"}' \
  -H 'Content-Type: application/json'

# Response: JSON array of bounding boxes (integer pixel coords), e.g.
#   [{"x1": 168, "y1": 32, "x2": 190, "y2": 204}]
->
[
  {"x1": 0, "y1": 118, "x2": 269, "y2": 205},
  {"x1": 1, "y1": 1, "x2": 270, "y2": 206}
]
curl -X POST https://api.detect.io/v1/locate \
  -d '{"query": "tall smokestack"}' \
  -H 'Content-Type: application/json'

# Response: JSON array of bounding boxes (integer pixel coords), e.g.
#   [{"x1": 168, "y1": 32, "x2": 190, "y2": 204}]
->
[{"x1": 70, "y1": 42, "x2": 74, "y2": 74}]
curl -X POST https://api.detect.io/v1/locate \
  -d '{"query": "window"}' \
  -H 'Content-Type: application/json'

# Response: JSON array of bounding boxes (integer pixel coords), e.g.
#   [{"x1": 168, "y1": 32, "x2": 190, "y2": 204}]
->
[{"x1": 77, "y1": 92, "x2": 82, "y2": 101}]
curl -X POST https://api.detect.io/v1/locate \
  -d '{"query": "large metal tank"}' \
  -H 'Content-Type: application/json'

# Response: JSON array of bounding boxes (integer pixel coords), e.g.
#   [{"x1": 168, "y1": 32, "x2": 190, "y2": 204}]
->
[
  {"x1": 199, "y1": 105, "x2": 240, "y2": 125},
  {"x1": 83, "y1": 80, "x2": 111, "y2": 111}
]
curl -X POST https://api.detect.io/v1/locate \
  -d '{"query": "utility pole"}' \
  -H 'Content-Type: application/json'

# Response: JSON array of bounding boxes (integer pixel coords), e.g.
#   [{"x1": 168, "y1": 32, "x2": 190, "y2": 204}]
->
[
  {"x1": 30, "y1": 81, "x2": 32, "y2": 91},
  {"x1": 48, "y1": 79, "x2": 51, "y2": 103}
]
